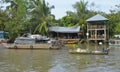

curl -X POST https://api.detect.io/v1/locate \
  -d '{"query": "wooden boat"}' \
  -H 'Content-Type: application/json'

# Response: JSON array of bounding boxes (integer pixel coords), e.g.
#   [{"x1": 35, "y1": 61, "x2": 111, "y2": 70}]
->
[
  {"x1": 1, "y1": 36, "x2": 61, "y2": 50},
  {"x1": 69, "y1": 48, "x2": 91, "y2": 54},
  {"x1": 4, "y1": 43, "x2": 60, "y2": 50},
  {"x1": 109, "y1": 39, "x2": 120, "y2": 46},
  {"x1": 69, "y1": 48, "x2": 109, "y2": 55},
  {"x1": 69, "y1": 50, "x2": 91, "y2": 54}
]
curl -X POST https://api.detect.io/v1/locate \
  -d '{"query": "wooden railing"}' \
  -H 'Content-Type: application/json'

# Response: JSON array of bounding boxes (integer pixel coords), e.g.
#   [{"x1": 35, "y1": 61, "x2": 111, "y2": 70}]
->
[
  {"x1": 88, "y1": 25, "x2": 106, "y2": 29},
  {"x1": 88, "y1": 34, "x2": 105, "y2": 40}
]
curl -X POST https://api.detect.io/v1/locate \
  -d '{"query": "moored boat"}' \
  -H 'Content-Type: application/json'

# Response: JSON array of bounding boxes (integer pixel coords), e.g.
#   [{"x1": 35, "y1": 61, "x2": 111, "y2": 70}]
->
[
  {"x1": 109, "y1": 39, "x2": 120, "y2": 46},
  {"x1": 66, "y1": 40, "x2": 78, "y2": 44},
  {"x1": 6, "y1": 43, "x2": 60, "y2": 50},
  {"x1": 2, "y1": 35, "x2": 61, "y2": 50}
]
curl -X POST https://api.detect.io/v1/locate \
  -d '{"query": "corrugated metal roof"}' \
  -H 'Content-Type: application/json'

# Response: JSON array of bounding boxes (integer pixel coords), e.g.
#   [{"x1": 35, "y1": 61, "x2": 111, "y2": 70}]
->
[
  {"x1": 49, "y1": 26, "x2": 80, "y2": 33},
  {"x1": 86, "y1": 14, "x2": 109, "y2": 22}
]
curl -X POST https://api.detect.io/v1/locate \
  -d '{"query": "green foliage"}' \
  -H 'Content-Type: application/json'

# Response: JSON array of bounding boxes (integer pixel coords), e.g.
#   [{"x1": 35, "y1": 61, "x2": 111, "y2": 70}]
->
[
  {"x1": 115, "y1": 22, "x2": 120, "y2": 33},
  {"x1": 108, "y1": 4, "x2": 120, "y2": 37},
  {"x1": 0, "y1": 10, "x2": 9, "y2": 31},
  {"x1": 28, "y1": 0, "x2": 54, "y2": 35},
  {"x1": 1, "y1": 0, "x2": 55, "y2": 41},
  {"x1": 2, "y1": 0, "x2": 28, "y2": 41},
  {"x1": 72, "y1": 44, "x2": 79, "y2": 48},
  {"x1": 1, "y1": 0, "x2": 120, "y2": 42},
  {"x1": 59, "y1": 16, "x2": 77, "y2": 26}
]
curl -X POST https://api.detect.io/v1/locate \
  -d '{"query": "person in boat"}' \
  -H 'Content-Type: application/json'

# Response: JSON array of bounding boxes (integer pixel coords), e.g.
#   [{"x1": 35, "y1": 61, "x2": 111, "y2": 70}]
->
[
  {"x1": 105, "y1": 48, "x2": 110, "y2": 53},
  {"x1": 99, "y1": 42, "x2": 110, "y2": 53},
  {"x1": 99, "y1": 42, "x2": 105, "y2": 52}
]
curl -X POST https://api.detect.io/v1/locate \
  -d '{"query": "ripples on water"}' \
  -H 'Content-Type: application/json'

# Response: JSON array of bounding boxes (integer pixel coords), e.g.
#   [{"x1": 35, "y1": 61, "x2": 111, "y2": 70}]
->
[{"x1": 0, "y1": 45, "x2": 120, "y2": 72}]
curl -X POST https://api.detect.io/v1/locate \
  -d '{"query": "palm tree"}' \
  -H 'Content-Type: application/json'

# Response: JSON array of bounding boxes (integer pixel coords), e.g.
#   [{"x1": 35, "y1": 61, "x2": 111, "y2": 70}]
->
[
  {"x1": 73, "y1": 0, "x2": 89, "y2": 34},
  {"x1": 73, "y1": 0, "x2": 88, "y2": 15},
  {"x1": 29, "y1": 0, "x2": 54, "y2": 35}
]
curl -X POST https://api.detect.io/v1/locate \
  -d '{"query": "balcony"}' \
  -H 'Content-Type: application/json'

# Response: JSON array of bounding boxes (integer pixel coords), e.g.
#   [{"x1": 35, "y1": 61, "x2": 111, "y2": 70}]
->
[
  {"x1": 88, "y1": 34, "x2": 105, "y2": 40},
  {"x1": 88, "y1": 25, "x2": 106, "y2": 30}
]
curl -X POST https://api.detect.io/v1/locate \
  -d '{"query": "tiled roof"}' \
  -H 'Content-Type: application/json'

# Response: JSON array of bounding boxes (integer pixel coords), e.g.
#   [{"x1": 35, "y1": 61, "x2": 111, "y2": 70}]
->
[
  {"x1": 49, "y1": 26, "x2": 80, "y2": 33},
  {"x1": 86, "y1": 14, "x2": 109, "y2": 22}
]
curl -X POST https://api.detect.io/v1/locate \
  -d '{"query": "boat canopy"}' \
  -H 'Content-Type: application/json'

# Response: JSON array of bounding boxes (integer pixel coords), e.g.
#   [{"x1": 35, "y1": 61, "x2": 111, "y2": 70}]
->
[{"x1": 14, "y1": 37, "x2": 36, "y2": 44}]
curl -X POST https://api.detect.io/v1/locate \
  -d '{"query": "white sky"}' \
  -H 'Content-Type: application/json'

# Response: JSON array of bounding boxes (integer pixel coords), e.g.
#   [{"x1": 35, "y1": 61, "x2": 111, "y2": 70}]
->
[{"x1": 45, "y1": 0, "x2": 120, "y2": 19}]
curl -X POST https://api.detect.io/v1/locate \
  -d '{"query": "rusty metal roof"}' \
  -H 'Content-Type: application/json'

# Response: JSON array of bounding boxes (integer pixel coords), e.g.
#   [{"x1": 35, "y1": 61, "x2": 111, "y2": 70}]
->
[
  {"x1": 86, "y1": 14, "x2": 109, "y2": 22},
  {"x1": 49, "y1": 26, "x2": 80, "y2": 33}
]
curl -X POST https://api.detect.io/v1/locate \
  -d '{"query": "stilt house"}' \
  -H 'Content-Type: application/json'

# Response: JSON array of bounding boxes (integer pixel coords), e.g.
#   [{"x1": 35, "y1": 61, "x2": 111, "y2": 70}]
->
[{"x1": 86, "y1": 14, "x2": 109, "y2": 42}]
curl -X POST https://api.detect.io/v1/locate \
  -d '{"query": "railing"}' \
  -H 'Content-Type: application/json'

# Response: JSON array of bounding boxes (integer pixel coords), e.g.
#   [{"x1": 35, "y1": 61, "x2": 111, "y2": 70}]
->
[
  {"x1": 88, "y1": 25, "x2": 106, "y2": 29},
  {"x1": 88, "y1": 34, "x2": 105, "y2": 40},
  {"x1": 90, "y1": 35, "x2": 104, "y2": 38}
]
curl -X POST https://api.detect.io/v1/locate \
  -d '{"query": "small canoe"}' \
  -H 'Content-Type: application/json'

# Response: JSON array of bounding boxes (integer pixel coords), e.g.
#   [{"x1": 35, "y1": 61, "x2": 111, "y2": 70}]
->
[
  {"x1": 69, "y1": 49, "x2": 91, "y2": 54},
  {"x1": 69, "y1": 51, "x2": 91, "y2": 54},
  {"x1": 91, "y1": 51, "x2": 108, "y2": 55},
  {"x1": 69, "y1": 49, "x2": 109, "y2": 55}
]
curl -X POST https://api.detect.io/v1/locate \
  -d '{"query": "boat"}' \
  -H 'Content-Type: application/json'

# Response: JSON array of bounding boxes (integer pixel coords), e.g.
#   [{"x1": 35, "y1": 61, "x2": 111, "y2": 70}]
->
[
  {"x1": 109, "y1": 39, "x2": 120, "y2": 46},
  {"x1": 69, "y1": 48, "x2": 109, "y2": 55},
  {"x1": 69, "y1": 49, "x2": 91, "y2": 54},
  {"x1": 2, "y1": 34, "x2": 61, "y2": 50},
  {"x1": 14, "y1": 37, "x2": 36, "y2": 44},
  {"x1": 22, "y1": 33, "x2": 50, "y2": 42},
  {"x1": 91, "y1": 50, "x2": 108, "y2": 55},
  {"x1": 66, "y1": 40, "x2": 78, "y2": 44},
  {"x1": 6, "y1": 43, "x2": 61, "y2": 50}
]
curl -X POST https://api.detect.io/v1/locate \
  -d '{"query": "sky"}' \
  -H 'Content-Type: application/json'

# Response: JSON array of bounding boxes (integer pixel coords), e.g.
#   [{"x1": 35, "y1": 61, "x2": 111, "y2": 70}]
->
[{"x1": 45, "y1": 0, "x2": 120, "y2": 19}]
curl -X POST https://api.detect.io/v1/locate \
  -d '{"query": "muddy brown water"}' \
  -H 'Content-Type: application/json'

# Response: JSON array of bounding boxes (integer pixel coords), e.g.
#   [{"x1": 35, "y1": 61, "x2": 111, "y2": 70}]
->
[{"x1": 0, "y1": 44, "x2": 119, "y2": 72}]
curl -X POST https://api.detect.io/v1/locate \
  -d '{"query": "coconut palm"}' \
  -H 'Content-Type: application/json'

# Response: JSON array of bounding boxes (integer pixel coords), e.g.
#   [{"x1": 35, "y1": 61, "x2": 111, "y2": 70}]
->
[
  {"x1": 29, "y1": 0, "x2": 54, "y2": 35},
  {"x1": 73, "y1": 0, "x2": 89, "y2": 33}
]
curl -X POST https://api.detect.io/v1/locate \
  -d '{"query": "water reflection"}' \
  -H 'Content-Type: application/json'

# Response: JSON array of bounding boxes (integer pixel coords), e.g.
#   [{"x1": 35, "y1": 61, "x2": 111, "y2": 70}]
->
[{"x1": 0, "y1": 44, "x2": 120, "y2": 72}]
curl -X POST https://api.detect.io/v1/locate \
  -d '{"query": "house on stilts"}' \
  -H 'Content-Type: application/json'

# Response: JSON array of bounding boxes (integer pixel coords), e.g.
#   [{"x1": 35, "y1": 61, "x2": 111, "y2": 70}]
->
[{"x1": 86, "y1": 14, "x2": 109, "y2": 43}]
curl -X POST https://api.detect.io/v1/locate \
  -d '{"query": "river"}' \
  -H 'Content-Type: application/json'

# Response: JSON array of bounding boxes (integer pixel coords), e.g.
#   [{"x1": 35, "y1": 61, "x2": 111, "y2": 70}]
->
[{"x1": 0, "y1": 44, "x2": 120, "y2": 72}]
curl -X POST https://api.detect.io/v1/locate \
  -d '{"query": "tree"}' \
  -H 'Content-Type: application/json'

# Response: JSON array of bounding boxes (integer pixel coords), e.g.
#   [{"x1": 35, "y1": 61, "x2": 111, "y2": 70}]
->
[
  {"x1": 28, "y1": 0, "x2": 54, "y2": 35},
  {"x1": 3, "y1": 0, "x2": 27, "y2": 41},
  {"x1": 0, "y1": 9, "x2": 9, "y2": 31},
  {"x1": 114, "y1": 22, "x2": 120, "y2": 33},
  {"x1": 108, "y1": 4, "x2": 120, "y2": 37},
  {"x1": 72, "y1": 0, "x2": 89, "y2": 34}
]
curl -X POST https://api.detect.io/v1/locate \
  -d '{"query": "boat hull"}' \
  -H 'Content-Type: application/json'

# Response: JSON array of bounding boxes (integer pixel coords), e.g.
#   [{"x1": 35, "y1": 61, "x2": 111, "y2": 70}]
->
[{"x1": 4, "y1": 43, "x2": 60, "y2": 50}]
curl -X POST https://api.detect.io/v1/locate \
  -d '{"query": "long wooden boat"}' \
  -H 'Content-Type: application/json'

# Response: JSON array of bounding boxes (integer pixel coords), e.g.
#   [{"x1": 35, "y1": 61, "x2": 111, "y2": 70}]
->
[
  {"x1": 69, "y1": 50, "x2": 91, "y2": 54},
  {"x1": 69, "y1": 49, "x2": 109, "y2": 55},
  {"x1": 7, "y1": 43, "x2": 60, "y2": 50},
  {"x1": 1, "y1": 43, "x2": 60, "y2": 50},
  {"x1": 0, "y1": 35, "x2": 62, "y2": 50}
]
